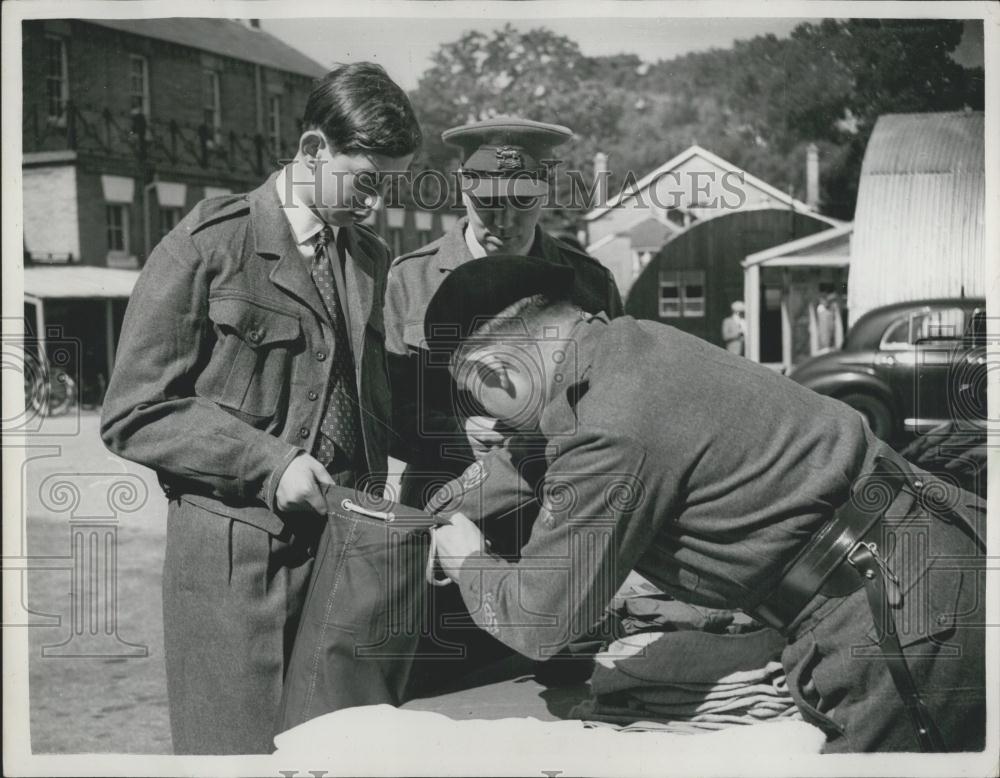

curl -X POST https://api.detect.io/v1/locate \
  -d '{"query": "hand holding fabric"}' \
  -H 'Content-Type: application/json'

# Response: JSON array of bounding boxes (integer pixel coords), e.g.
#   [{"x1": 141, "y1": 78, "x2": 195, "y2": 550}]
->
[
  {"x1": 274, "y1": 453, "x2": 335, "y2": 514},
  {"x1": 433, "y1": 512, "x2": 488, "y2": 580}
]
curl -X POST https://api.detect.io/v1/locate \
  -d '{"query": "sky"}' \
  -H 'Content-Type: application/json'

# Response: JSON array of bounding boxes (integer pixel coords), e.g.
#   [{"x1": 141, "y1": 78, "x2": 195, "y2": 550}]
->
[{"x1": 260, "y1": 16, "x2": 812, "y2": 90}]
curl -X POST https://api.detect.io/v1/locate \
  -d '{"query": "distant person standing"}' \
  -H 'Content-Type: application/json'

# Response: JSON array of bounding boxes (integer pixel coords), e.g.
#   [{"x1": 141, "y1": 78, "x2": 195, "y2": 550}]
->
[
  {"x1": 722, "y1": 300, "x2": 747, "y2": 355},
  {"x1": 812, "y1": 291, "x2": 844, "y2": 353}
]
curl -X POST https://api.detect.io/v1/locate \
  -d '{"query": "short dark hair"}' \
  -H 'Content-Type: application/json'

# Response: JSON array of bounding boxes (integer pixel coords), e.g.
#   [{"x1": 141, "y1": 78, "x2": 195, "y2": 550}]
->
[
  {"x1": 449, "y1": 295, "x2": 581, "y2": 373},
  {"x1": 304, "y1": 62, "x2": 422, "y2": 158}
]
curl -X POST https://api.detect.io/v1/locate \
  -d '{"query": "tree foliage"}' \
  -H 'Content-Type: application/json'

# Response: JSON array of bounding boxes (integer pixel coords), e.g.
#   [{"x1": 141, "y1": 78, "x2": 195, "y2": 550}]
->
[{"x1": 409, "y1": 20, "x2": 984, "y2": 224}]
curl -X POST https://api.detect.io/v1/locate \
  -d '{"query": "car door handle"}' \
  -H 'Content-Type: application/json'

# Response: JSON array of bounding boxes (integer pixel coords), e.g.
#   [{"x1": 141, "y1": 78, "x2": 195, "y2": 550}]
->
[{"x1": 876, "y1": 355, "x2": 896, "y2": 366}]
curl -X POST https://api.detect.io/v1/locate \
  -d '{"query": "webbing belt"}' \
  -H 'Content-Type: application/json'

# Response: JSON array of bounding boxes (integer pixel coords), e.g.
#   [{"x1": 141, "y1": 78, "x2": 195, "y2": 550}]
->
[
  {"x1": 847, "y1": 541, "x2": 946, "y2": 751},
  {"x1": 750, "y1": 455, "x2": 954, "y2": 751}
]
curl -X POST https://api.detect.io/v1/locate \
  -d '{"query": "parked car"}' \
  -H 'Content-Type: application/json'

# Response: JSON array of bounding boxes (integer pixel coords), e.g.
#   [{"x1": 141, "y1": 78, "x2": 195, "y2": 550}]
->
[{"x1": 788, "y1": 298, "x2": 987, "y2": 445}]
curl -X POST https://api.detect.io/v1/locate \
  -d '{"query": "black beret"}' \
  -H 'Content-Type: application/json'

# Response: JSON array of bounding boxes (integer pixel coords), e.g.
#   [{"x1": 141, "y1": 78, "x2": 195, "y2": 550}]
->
[{"x1": 423, "y1": 255, "x2": 575, "y2": 353}]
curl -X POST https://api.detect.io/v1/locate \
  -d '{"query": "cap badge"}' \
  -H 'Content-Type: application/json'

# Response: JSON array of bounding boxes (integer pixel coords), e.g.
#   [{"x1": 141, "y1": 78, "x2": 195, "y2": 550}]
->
[{"x1": 495, "y1": 146, "x2": 523, "y2": 171}]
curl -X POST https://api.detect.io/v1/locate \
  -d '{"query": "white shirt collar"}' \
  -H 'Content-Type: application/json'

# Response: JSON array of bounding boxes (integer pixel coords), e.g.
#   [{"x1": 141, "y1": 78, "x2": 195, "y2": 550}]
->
[
  {"x1": 276, "y1": 165, "x2": 337, "y2": 247},
  {"x1": 464, "y1": 222, "x2": 488, "y2": 259}
]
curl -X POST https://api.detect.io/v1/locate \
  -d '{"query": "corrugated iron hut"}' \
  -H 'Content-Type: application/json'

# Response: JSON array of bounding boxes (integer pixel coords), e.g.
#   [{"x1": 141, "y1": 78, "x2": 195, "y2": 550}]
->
[{"x1": 848, "y1": 112, "x2": 985, "y2": 325}]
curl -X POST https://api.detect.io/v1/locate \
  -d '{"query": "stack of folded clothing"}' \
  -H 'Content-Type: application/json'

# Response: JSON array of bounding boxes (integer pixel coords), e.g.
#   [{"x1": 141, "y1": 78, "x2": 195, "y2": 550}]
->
[{"x1": 570, "y1": 574, "x2": 800, "y2": 733}]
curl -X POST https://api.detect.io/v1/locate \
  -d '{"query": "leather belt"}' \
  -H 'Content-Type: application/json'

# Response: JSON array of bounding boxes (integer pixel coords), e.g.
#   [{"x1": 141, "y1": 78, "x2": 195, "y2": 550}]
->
[
  {"x1": 750, "y1": 454, "x2": 947, "y2": 751},
  {"x1": 752, "y1": 455, "x2": 904, "y2": 635}
]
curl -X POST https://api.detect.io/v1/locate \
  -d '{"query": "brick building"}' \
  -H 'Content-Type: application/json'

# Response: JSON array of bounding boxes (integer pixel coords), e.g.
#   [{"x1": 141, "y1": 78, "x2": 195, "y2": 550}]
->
[
  {"x1": 22, "y1": 17, "x2": 326, "y2": 269},
  {"x1": 20, "y1": 18, "x2": 461, "y2": 410},
  {"x1": 22, "y1": 19, "x2": 304, "y2": 410}
]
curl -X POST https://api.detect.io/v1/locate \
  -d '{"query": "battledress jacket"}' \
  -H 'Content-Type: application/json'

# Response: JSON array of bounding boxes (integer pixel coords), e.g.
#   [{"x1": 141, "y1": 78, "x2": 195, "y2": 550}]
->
[
  {"x1": 433, "y1": 314, "x2": 980, "y2": 659},
  {"x1": 100, "y1": 173, "x2": 394, "y2": 534}
]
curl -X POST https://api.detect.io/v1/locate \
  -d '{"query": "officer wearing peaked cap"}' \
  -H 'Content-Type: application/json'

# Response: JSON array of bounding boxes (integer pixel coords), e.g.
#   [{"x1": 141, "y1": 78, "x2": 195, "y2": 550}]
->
[
  {"x1": 384, "y1": 117, "x2": 623, "y2": 695},
  {"x1": 385, "y1": 116, "x2": 622, "y2": 508}
]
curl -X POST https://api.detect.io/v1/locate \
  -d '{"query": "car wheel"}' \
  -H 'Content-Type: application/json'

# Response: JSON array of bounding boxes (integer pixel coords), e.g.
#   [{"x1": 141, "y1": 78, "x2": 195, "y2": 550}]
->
[{"x1": 839, "y1": 392, "x2": 894, "y2": 441}]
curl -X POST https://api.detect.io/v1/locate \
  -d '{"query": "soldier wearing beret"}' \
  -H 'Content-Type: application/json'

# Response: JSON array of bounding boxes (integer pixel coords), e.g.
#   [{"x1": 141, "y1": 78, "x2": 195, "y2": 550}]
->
[
  {"x1": 101, "y1": 63, "x2": 420, "y2": 753},
  {"x1": 427, "y1": 256, "x2": 986, "y2": 754}
]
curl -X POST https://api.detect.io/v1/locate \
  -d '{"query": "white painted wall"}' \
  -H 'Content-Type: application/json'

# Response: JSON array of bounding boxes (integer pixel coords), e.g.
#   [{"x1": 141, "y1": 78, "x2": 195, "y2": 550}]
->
[{"x1": 23, "y1": 165, "x2": 80, "y2": 260}]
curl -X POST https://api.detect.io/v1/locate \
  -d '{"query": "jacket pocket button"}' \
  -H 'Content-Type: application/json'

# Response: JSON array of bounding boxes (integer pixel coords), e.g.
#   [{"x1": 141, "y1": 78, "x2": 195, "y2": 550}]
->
[
  {"x1": 316, "y1": 351, "x2": 326, "y2": 361},
  {"x1": 299, "y1": 427, "x2": 309, "y2": 438},
  {"x1": 308, "y1": 390, "x2": 319, "y2": 401},
  {"x1": 248, "y1": 329, "x2": 262, "y2": 343}
]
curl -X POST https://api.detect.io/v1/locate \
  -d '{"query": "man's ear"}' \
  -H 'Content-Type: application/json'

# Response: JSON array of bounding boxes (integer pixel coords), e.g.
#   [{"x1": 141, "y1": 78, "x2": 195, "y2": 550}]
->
[
  {"x1": 299, "y1": 130, "x2": 326, "y2": 162},
  {"x1": 463, "y1": 350, "x2": 513, "y2": 395}
]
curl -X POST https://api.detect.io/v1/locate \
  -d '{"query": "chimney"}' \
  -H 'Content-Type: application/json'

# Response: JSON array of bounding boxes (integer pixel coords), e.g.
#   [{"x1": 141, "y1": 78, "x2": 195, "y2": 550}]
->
[
  {"x1": 806, "y1": 143, "x2": 820, "y2": 210},
  {"x1": 593, "y1": 152, "x2": 609, "y2": 209}
]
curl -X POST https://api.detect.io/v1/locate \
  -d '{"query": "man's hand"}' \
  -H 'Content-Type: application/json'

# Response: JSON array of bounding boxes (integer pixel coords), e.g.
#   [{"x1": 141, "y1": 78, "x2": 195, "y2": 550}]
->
[
  {"x1": 275, "y1": 453, "x2": 334, "y2": 514},
  {"x1": 434, "y1": 512, "x2": 488, "y2": 581},
  {"x1": 465, "y1": 415, "x2": 506, "y2": 460}
]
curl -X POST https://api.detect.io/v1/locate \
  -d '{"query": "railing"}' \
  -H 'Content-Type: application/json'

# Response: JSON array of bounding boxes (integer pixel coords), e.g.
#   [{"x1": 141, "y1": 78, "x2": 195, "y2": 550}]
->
[{"x1": 24, "y1": 101, "x2": 289, "y2": 180}]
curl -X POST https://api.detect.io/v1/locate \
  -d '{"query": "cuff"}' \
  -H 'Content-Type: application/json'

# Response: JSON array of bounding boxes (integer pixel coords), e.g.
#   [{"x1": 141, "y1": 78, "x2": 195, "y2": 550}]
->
[
  {"x1": 258, "y1": 445, "x2": 306, "y2": 511},
  {"x1": 455, "y1": 551, "x2": 505, "y2": 597}
]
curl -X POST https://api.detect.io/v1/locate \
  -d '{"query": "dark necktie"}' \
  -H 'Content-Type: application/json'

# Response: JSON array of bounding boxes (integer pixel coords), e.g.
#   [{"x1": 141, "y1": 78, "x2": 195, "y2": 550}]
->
[{"x1": 310, "y1": 226, "x2": 362, "y2": 471}]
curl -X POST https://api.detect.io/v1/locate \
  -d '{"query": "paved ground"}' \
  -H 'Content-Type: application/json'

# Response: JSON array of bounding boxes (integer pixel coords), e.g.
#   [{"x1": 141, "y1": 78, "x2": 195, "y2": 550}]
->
[{"x1": 18, "y1": 411, "x2": 171, "y2": 753}]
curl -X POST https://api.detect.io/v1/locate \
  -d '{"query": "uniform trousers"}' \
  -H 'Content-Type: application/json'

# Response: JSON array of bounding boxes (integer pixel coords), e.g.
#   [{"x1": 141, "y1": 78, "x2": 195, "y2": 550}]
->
[{"x1": 161, "y1": 497, "x2": 321, "y2": 754}]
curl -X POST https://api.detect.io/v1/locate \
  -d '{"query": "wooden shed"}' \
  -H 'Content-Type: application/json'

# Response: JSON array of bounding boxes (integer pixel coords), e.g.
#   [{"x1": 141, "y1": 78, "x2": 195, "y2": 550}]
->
[
  {"x1": 625, "y1": 208, "x2": 837, "y2": 354},
  {"x1": 848, "y1": 111, "x2": 985, "y2": 325}
]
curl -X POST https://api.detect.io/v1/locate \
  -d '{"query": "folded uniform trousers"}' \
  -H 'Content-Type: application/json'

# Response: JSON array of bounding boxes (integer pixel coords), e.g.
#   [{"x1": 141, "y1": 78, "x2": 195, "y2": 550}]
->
[{"x1": 278, "y1": 486, "x2": 445, "y2": 733}]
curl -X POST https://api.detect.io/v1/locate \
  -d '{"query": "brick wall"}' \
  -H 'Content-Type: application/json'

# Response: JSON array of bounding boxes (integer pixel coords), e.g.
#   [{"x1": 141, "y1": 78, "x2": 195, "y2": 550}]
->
[
  {"x1": 75, "y1": 170, "x2": 114, "y2": 267},
  {"x1": 23, "y1": 19, "x2": 315, "y2": 173},
  {"x1": 23, "y1": 19, "x2": 321, "y2": 265}
]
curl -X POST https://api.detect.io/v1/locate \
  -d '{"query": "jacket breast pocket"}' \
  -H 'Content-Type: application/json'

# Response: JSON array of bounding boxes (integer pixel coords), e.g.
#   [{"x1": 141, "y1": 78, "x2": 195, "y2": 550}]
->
[{"x1": 202, "y1": 296, "x2": 302, "y2": 422}]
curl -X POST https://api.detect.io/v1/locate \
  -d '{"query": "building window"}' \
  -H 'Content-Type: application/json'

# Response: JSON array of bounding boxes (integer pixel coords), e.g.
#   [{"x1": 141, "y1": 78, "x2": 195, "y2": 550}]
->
[
  {"x1": 160, "y1": 207, "x2": 182, "y2": 239},
  {"x1": 106, "y1": 205, "x2": 130, "y2": 254},
  {"x1": 681, "y1": 271, "x2": 705, "y2": 317},
  {"x1": 45, "y1": 35, "x2": 69, "y2": 124},
  {"x1": 268, "y1": 94, "x2": 282, "y2": 154},
  {"x1": 128, "y1": 55, "x2": 150, "y2": 117},
  {"x1": 659, "y1": 270, "x2": 705, "y2": 318},
  {"x1": 202, "y1": 69, "x2": 221, "y2": 144}
]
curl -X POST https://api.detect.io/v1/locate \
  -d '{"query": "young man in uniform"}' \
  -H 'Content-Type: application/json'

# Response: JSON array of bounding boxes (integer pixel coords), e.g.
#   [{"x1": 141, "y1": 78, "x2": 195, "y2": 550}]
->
[
  {"x1": 429, "y1": 256, "x2": 986, "y2": 753},
  {"x1": 383, "y1": 117, "x2": 623, "y2": 693},
  {"x1": 100, "y1": 63, "x2": 420, "y2": 754}
]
